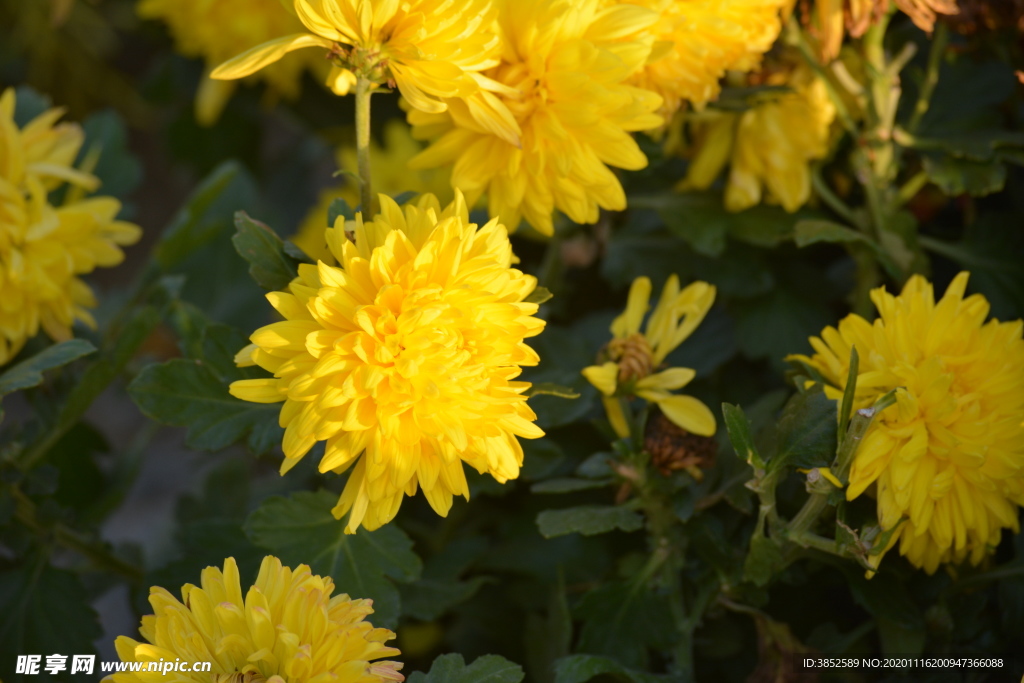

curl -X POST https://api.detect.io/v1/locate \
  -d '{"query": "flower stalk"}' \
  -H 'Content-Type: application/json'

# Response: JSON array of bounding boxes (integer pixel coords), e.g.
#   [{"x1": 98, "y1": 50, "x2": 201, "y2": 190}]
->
[{"x1": 355, "y1": 75, "x2": 375, "y2": 215}]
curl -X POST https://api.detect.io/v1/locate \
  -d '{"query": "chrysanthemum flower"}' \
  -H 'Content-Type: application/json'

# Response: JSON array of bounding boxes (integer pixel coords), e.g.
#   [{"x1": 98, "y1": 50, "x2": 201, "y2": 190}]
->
[
  {"x1": 583, "y1": 275, "x2": 717, "y2": 438},
  {"x1": 210, "y1": 0, "x2": 518, "y2": 142},
  {"x1": 618, "y1": 0, "x2": 789, "y2": 116},
  {"x1": 0, "y1": 89, "x2": 141, "y2": 366},
  {"x1": 292, "y1": 121, "x2": 452, "y2": 265},
  {"x1": 112, "y1": 556, "x2": 404, "y2": 683},
  {"x1": 809, "y1": 0, "x2": 958, "y2": 61},
  {"x1": 790, "y1": 273, "x2": 1024, "y2": 573},
  {"x1": 406, "y1": 0, "x2": 664, "y2": 236},
  {"x1": 230, "y1": 192, "x2": 545, "y2": 533},
  {"x1": 138, "y1": 0, "x2": 325, "y2": 125},
  {"x1": 682, "y1": 61, "x2": 835, "y2": 212}
]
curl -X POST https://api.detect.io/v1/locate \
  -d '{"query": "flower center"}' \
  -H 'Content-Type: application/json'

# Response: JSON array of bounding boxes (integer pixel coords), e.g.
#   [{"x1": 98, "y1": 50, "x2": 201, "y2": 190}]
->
[
  {"x1": 494, "y1": 61, "x2": 548, "y2": 120},
  {"x1": 606, "y1": 333, "x2": 654, "y2": 383}
]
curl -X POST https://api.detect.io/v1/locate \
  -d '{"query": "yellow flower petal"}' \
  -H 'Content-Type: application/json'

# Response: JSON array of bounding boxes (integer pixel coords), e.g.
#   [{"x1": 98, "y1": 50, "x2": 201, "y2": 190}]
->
[
  {"x1": 635, "y1": 367, "x2": 695, "y2": 392},
  {"x1": 582, "y1": 362, "x2": 620, "y2": 396},
  {"x1": 211, "y1": 33, "x2": 334, "y2": 81},
  {"x1": 611, "y1": 276, "x2": 651, "y2": 338},
  {"x1": 654, "y1": 394, "x2": 716, "y2": 437}
]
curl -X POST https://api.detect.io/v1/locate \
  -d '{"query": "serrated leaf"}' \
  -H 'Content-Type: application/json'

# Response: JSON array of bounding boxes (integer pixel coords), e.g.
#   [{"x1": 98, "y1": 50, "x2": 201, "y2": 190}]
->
[
  {"x1": 922, "y1": 153, "x2": 1006, "y2": 197},
  {"x1": 793, "y1": 219, "x2": 871, "y2": 248},
  {"x1": 524, "y1": 286, "x2": 554, "y2": 305},
  {"x1": 721, "y1": 403, "x2": 762, "y2": 469},
  {"x1": 327, "y1": 197, "x2": 356, "y2": 227},
  {"x1": 536, "y1": 505, "x2": 643, "y2": 538},
  {"x1": 770, "y1": 386, "x2": 838, "y2": 472},
  {"x1": 0, "y1": 563, "x2": 102, "y2": 681},
  {"x1": 553, "y1": 654, "x2": 665, "y2": 683},
  {"x1": 525, "y1": 382, "x2": 581, "y2": 399},
  {"x1": 128, "y1": 358, "x2": 282, "y2": 454},
  {"x1": 232, "y1": 211, "x2": 301, "y2": 291},
  {"x1": 408, "y1": 653, "x2": 525, "y2": 683},
  {"x1": 531, "y1": 478, "x2": 612, "y2": 494},
  {"x1": 244, "y1": 491, "x2": 421, "y2": 627},
  {"x1": 283, "y1": 240, "x2": 316, "y2": 264},
  {"x1": 0, "y1": 340, "x2": 95, "y2": 397},
  {"x1": 575, "y1": 582, "x2": 676, "y2": 669}
]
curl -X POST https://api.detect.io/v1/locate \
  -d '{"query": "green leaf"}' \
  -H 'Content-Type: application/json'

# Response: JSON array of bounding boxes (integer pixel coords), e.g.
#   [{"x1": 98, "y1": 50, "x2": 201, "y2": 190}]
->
[
  {"x1": 407, "y1": 653, "x2": 525, "y2": 683},
  {"x1": 922, "y1": 153, "x2": 1006, "y2": 197},
  {"x1": 80, "y1": 109, "x2": 142, "y2": 200},
  {"x1": 525, "y1": 382, "x2": 581, "y2": 399},
  {"x1": 732, "y1": 288, "x2": 833, "y2": 366},
  {"x1": 837, "y1": 347, "x2": 860, "y2": 448},
  {"x1": 793, "y1": 220, "x2": 870, "y2": 248},
  {"x1": 575, "y1": 582, "x2": 676, "y2": 669},
  {"x1": 743, "y1": 534, "x2": 785, "y2": 586},
  {"x1": 328, "y1": 197, "x2": 356, "y2": 227},
  {"x1": 770, "y1": 385, "x2": 838, "y2": 472},
  {"x1": 232, "y1": 211, "x2": 301, "y2": 291},
  {"x1": 244, "y1": 490, "x2": 422, "y2": 628},
  {"x1": 553, "y1": 654, "x2": 665, "y2": 683},
  {"x1": 155, "y1": 161, "x2": 257, "y2": 271},
  {"x1": 531, "y1": 478, "x2": 611, "y2": 493},
  {"x1": 536, "y1": 505, "x2": 643, "y2": 538},
  {"x1": 399, "y1": 538, "x2": 489, "y2": 621},
  {"x1": 128, "y1": 358, "x2": 282, "y2": 454},
  {"x1": 0, "y1": 563, "x2": 102, "y2": 680},
  {"x1": 524, "y1": 286, "x2": 554, "y2": 305},
  {"x1": 0, "y1": 340, "x2": 95, "y2": 397},
  {"x1": 722, "y1": 403, "x2": 763, "y2": 469}
]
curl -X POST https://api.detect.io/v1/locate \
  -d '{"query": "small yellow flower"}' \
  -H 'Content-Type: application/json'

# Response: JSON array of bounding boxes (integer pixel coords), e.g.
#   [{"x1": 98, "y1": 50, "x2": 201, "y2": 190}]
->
[
  {"x1": 406, "y1": 0, "x2": 664, "y2": 236},
  {"x1": 292, "y1": 121, "x2": 453, "y2": 264},
  {"x1": 211, "y1": 0, "x2": 518, "y2": 142},
  {"x1": 138, "y1": 0, "x2": 325, "y2": 125},
  {"x1": 619, "y1": 0, "x2": 789, "y2": 117},
  {"x1": 0, "y1": 89, "x2": 141, "y2": 366},
  {"x1": 230, "y1": 192, "x2": 546, "y2": 533},
  {"x1": 790, "y1": 273, "x2": 1024, "y2": 574},
  {"x1": 111, "y1": 556, "x2": 404, "y2": 683},
  {"x1": 583, "y1": 275, "x2": 717, "y2": 438},
  {"x1": 682, "y1": 61, "x2": 836, "y2": 212}
]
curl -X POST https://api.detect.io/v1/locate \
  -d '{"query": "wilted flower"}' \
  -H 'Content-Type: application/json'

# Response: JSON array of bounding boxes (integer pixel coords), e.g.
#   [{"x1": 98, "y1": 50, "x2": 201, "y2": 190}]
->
[
  {"x1": 621, "y1": 0, "x2": 790, "y2": 116},
  {"x1": 805, "y1": 0, "x2": 958, "y2": 61},
  {"x1": 583, "y1": 275, "x2": 717, "y2": 438},
  {"x1": 0, "y1": 89, "x2": 141, "y2": 366},
  {"x1": 211, "y1": 0, "x2": 518, "y2": 142},
  {"x1": 230, "y1": 192, "x2": 546, "y2": 533},
  {"x1": 138, "y1": 0, "x2": 324, "y2": 125},
  {"x1": 292, "y1": 121, "x2": 453, "y2": 264},
  {"x1": 790, "y1": 273, "x2": 1024, "y2": 573},
  {"x1": 682, "y1": 61, "x2": 836, "y2": 212},
  {"x1": 407, "y1": 0, "x2": 663, "y2": 235},
  {"x1": 111, "y1": 556, "x2": 404, "y2": 683}
]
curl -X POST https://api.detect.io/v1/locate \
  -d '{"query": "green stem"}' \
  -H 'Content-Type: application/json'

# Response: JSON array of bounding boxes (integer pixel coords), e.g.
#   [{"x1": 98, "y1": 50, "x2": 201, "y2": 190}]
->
[
  {"x1": 851, "y1": 245, "x2": 880, "y2": 318},
  {"x1": 812, "y1": 168, "x2": 860, "y2": 227},
  {"x1": 12, "y1": 487, "x2": 143, "y2": 581},
  {"x1": 907, "y1": 22, "x2": 950, "y2": 133},
  {"x1": 897, "y1": 170, "x2": 929, "y2": 205},
  {"x1": 355, "y1": 76, "x2": 375, "y2": 216}
]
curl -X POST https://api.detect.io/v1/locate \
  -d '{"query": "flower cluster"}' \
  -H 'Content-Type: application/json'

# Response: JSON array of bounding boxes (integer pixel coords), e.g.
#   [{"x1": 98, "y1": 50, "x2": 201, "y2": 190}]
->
[
  {"x1": 138, "y1": 0, "x2": 325, "y2": 125},
  {"x1": 0, "y1": 89, "x2": 141, "y2": 366},
  {"x1": 809, "y1": 0, "x2": 958, "y2": 61},
  {"x1": 791, "y1": 273, "x2": 1024, "y2": 573},
  {"x1": 682, "y1": 60, "x2": 836, "y2": 212},
  {"x1": 583, "y1": 275, "x2": 717, "y2": 439},
  {"x1": 292, "y1": 121, "x2": 452, "y2": 265},
  {"x1": 230, "y1": 192, "x2": 545, "y2": 533},
  {"x1": 112, "y1": 556, "x2": 404, "y2": 683}
]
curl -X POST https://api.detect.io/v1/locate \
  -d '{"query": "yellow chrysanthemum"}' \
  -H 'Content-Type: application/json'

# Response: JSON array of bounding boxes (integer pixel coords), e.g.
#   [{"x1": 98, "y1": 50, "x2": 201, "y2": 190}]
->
[
  {"x1": 138, "y1": 0, "x2": 325, "y2": 125},
  {"x1": 230, "y1": 192, "x2": 546, "y2": 533},
  {"x1": 293, "y1": 121, "x2": 452, "y2": 264},
  {"x1": 583, "y1": 275, "x2": 717, "y2": 439},
  {"x1": 406, "y1": 0, "x2": 664, "y2": 236},
  {"x1": 682, "y1": 61, "x2": 836, "y2": 212},
  {"x1": 790, "y1": 273, "x2": 1024, "y2": 574},
  {"x1": 0, "y1": 89, "x2": 141, "y2": 366},
  {"x1": 112, "y1": 556, "x2": 404, "y2": 683},
  {"x1": 619, "y1": 0, "x2": 788, "y2": 117},
  {"x1": 810, "y1": 0, "x2": 958, "y2": 62},
  {"x1": 210, "y1": 0, "x2": 518, "y2": 143}
]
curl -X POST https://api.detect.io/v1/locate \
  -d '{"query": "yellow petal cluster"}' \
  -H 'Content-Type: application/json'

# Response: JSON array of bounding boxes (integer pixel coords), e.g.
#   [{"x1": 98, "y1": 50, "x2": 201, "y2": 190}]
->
[
  {"x1": 230, "y1": 192, "x2": 546, "y2": 533},
  {"x1": 138, "y1": 0, "x2": 324, "y2": 125},
  {"x1": 810, "y1": 0, "x2": 958, "y2": 61},
  {"x1": 406, "y1": 0, "x2": 664, "y2": 236},
  {"x1": 292, "y1": 121, "x2": 452, "y2": 265},
  {"x1": 619, "y1": 0, "x2": 789, "y2": 116},
  {"x1": 583, "y1": 275, "x2": 717, "y2": 439},
  {"x1": 0, "y1": 88, "x2": 141, "y2": 366},
  {"x1": 682, "y1": 61, "x2": 836, "y2": 212},
  {"x1": 112, "y1": 556, "x2": 404, "y2": 683},
  {"x1": 211, "y1": 0, "x2": 516, "y2": 138},
  {"x1": 790, "y1": 273, "x2": 1024, "y2": 573}
]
